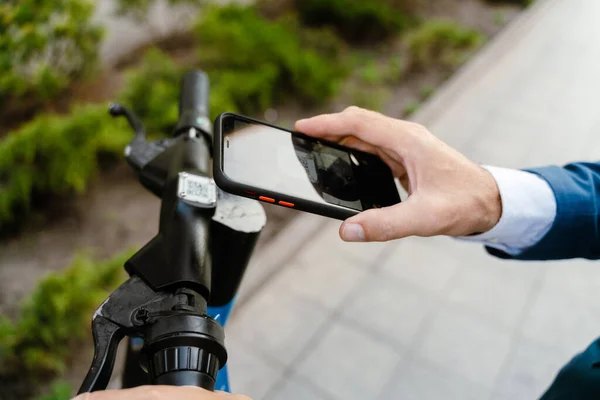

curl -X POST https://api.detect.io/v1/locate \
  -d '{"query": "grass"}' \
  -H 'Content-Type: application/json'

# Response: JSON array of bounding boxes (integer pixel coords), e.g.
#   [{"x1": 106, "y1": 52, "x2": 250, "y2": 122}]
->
[
  {"x1": 493, "y1": 10, "x2": 507, "y2": 26},
  {"x1": 0, "y1": 4, "x2": 349, "y2": 235},
  {"x1": 403, "y1": 100, "x2": 421, "y2": 117},
  {"x1": 406, "y1": 19, "x2": 485, "y2": 70},
  {"x1": 294, "y1": 0, "x2": 406, "y2": 42},
  {"x1": 196, "y1": 4, "x2": 347, "y2": 114},
  {"x1": 0, "y1": 250, "x2": 131, "y2": 399},
  {"x1": 34, "y1": 381, "x2": 72, "y2": 400},
  {"x1": 0, "y1": 104, "x2": 130, "y2": 235},
  {"x1": 385, "y1": 55, "x2": 405, "y2": 83},
  {"x1": 420, "y1": 84, "x2": 435, "y2": 100},
  {"x1": 349, "y1": 86, "x2": 390, "y2": 111},
  {"x1": 359, "y1": 60, "x2": 384, "y2": 86}
]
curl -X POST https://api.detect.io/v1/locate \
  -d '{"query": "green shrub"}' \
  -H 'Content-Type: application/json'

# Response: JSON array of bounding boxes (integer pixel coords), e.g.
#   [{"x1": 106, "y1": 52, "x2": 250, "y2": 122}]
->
[
  {"x1": 209, "y1": 68, "x2": 279, "y2": 117},
  {"x1": 384, "y1": 55, "x2": 405, "y2": 84},
  {"x1": 0, "y1": 5, "x2": 347, "y2": 235},
  {"x1": 295, "y1": 23, "x2": 347, "y2": 70},
  {"x1": 493, "y1": 10, "x2": 507, "y2": 26},
  {"x1": 120, "y1": 8, "x2": 347, "y2": 126},
  {"x1": 195, "y1": 4, "x2": 347, "y2": 114},
  {"x1": 420, "y1": 84, "x2": 435, "y2": 100},
  {"x1": 0, "y1": 316, "x2": 16, "y2": 362},
  {"x1": 116, "y1": 47, "x2": 269, "y2": 131},
  {"x1": 406, "y1": 19, "x2": 485, "y2": 70},
  {"x1": 118, "y1": 49, "x2": 183, "y2": 134},
  {"x1": 34, "y1": 381, "x2": 72, "y2": 400},
  {"x1": 0, "y1": 0, "x2": 103, "y2": 115},
  {"x1": 0, "y1": 104, "x2": 129, "y2": 234},
  {"x1": 0, "y1": 251, "x2": 130, "y2": 377},
  {"x1": 294, "y1": 0, "x2": 406, "y2": 42},
  {"x1": 403, "y1": 99, "x2": 420, "y2": 116},
  {"x1": 359, "y1": 60, "x2": 384, "y2": 86},
  {"x1": 349, "y1": 86, "x2": 390, "y2": 112}
]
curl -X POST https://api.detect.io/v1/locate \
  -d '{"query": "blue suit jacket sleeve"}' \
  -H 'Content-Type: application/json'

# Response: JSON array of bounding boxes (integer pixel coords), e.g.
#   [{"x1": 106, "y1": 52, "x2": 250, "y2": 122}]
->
[{"x1": 487, "y1": 162, "x2": 600, "y2": 261}]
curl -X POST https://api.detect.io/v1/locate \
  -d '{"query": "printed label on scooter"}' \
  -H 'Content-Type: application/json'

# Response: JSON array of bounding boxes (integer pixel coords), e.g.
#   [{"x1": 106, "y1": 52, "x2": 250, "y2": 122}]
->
[{"x1": 177, "y1": 172, "x2": 217, "y2": 208}]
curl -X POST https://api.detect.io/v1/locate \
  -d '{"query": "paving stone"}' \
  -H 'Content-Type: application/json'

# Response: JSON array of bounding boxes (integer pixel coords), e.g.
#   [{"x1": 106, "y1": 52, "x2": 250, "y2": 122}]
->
[
  {"x1": 521, "y1": 273, "x2": 600, "y2": 355},
  {"x1": 381, "y1": 236, "x2": 470, "y2": 294},
  {"x1": 414, "y1": 306, "x2": 512, "y2": 388},
  {"x1": 297, "y1": 221, "x2": 390, "y2": 268},
  {"x1": 296, "y1": 319, "x2": 403, "y2": 400},
  {"x1": 491, "y1": 339, "x2": 569, "y2": 400},
  {"x1": 380, "y1": 357, "x2": 491, "y2": 400},
  {"x1": 269, "y1": 257, "x2": 366, "y2": 310},
  {"x1": 443, "y1": 261, "x2": 541, "y2": 331},
  {"x1": 228, "y1": 280, "x2": 330, "y2": 366},
  {"x1": 264, "y1": 374, "x2": 334, "y2": 400},
  {"x1": 340, "y1": 271, "x2": 435, "y2": 346},
  {"x1": 225, "y1": 330, "x2": 285, "y2": 399}
]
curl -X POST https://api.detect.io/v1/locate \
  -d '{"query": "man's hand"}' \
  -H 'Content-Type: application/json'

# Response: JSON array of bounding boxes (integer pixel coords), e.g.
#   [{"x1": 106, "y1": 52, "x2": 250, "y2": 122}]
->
[
  {"x1": 73, "y1": 386, "x2": 251, "y2": 400},
  {"x1": 295, "y1": 106, "x2": 502, "y2": 242}
]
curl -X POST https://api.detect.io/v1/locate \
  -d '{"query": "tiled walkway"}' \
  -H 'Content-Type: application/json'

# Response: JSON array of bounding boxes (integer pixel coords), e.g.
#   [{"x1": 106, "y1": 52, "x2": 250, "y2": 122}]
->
[{"x1": 226, "y1": 0, "x2": 600, "y2": 398}]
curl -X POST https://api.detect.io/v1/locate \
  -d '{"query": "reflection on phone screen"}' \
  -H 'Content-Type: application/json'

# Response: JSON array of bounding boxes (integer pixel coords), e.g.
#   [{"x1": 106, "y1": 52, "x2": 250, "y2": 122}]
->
[{"x1": 223, "y1": 118, "x2": 398, "y2": 211}]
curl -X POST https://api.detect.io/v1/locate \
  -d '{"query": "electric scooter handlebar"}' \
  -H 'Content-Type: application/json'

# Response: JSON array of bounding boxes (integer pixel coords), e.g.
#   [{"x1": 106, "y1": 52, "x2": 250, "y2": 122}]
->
[{"x1": 78, "y1": 71, "x2": 266, "y2": 394}]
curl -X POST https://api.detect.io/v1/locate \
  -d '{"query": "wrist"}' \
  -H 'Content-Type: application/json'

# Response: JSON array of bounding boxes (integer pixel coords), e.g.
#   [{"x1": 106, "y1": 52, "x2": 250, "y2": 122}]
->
[{"x1": 473, "y1": 166, "x2": 502, "y2": 234}]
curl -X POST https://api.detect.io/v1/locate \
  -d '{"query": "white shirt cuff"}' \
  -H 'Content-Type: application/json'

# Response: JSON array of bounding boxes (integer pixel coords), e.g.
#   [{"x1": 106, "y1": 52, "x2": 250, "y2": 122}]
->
[{"x1": 460, "y1": 166, "x2": 557, "y2": 255}]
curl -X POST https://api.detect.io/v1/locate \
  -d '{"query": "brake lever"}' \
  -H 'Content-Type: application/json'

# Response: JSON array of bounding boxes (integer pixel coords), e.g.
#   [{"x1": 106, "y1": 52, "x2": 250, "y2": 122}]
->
[
  {"x1": 79, "y1": 316, "x2": 123, "y2": 391},
  {"x1": 79, "y1": 274, "x2": 229, "y2": 394},
  {"x1": 78, "y1": 276, "x2": 170, "y2": 393},
  {"x1": 124, "y1": 137, "x2": 176, "y2": 174},
  {"x1": 109, "y1": 103, "x2": 146, "y2": 141},
  {"x1": 109, "y1": 103, "x2": 177, "y2": 173}
]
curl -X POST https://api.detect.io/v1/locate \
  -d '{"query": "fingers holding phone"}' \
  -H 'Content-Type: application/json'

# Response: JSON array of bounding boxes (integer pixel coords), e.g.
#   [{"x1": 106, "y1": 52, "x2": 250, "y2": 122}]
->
[{"x1": 295, "y1": 106, "x2": 502, "y2": 242}]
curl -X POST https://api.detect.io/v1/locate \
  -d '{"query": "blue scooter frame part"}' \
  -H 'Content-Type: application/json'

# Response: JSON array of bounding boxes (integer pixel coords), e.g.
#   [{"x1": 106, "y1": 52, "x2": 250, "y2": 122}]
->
[{"x1": 208, "y1": 300, "x2": 236, "y2": 392}]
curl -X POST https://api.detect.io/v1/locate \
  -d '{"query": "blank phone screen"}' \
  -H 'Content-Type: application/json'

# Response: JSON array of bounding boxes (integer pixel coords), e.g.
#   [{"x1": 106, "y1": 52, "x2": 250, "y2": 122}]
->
[{"x1": 222, "y1": 117, "x2": 400, "y2": 211}]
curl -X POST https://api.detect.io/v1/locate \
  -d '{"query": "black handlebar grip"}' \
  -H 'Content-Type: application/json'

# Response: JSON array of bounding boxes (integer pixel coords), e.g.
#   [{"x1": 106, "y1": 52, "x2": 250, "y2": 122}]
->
[
  {"x1": 180, "y1": 71, "x2": 209, "y2": 119},
  {"x1": 173, "y1": 71, "x2": 212, "y2": 137},
  {"x1": 149, "y1": 346, "x2": 219, "y2": 390},
  {"x1": 144, "y1": 314, "x2": 227, "y2": 391}
]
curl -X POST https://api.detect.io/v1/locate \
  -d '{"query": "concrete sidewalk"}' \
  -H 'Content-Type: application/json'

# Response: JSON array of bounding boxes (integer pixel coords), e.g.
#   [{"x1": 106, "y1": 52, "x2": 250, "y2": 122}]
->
[{"x1": 226, "y1": 0, "x2": 600, "y2": 399}]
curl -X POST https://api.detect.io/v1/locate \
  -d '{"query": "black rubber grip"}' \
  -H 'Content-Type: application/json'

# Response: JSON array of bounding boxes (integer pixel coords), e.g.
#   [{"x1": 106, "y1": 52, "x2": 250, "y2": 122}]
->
[
  {"x1": 149, "y1": 346, "x2": 218, "y2": 390},
  {"x1": 179, "y1": 71, "x2": 209, "y2": 119},
  {"x1": 143, "y1": 315, "x2": 227, "y2": 391}
]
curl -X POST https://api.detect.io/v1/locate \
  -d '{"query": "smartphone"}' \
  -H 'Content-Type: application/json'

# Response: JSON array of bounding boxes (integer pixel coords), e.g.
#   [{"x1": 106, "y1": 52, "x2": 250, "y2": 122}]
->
[{"x1": 213, "y1": 113, "x2": 401, "y2": 220}]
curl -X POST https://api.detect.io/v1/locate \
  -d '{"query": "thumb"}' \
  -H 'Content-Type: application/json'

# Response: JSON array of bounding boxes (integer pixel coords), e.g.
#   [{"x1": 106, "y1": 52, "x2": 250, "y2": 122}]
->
[{"x1": 339, "y1": 199, "x2": 424, "y2": 242}]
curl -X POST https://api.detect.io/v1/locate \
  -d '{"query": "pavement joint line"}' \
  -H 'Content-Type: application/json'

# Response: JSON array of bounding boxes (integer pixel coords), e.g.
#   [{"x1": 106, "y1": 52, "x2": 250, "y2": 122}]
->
[
  {"x1": 286, "y1": 313, "x2": 404, "y2": 400},
  {"x1": 265, "y1": 244, "x2": 409, "y2": 399},
  {"x1": 374, "y1": 250, "x2": 495, "y2": 393},
  {"x1": 262, "y1": 366, "x2": 339, "y2": 400},
  {"x1": 232, "y1": 215, "x2": 329, "y2": 313},
  {"x1": 368, "y1": 240, "x2": 403, "y2": 273},
  {"x1": 260, "y1": 377, "x2": 288, "y2": 400},
  {"x1": 488, "y1": 266, "x2": 551, "y2": 400},
  {"x1": 273, "y1": 310, "x2": 342, "y2": 398},
  {"x1": 375, "y1": 353, "x2": 413, "y2": 400}
]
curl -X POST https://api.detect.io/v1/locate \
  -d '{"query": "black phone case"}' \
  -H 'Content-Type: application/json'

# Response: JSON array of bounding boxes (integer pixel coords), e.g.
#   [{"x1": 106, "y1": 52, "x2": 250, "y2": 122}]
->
[{"x1": 213, "y1": 112, "x2": 400, "y2": 221}]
